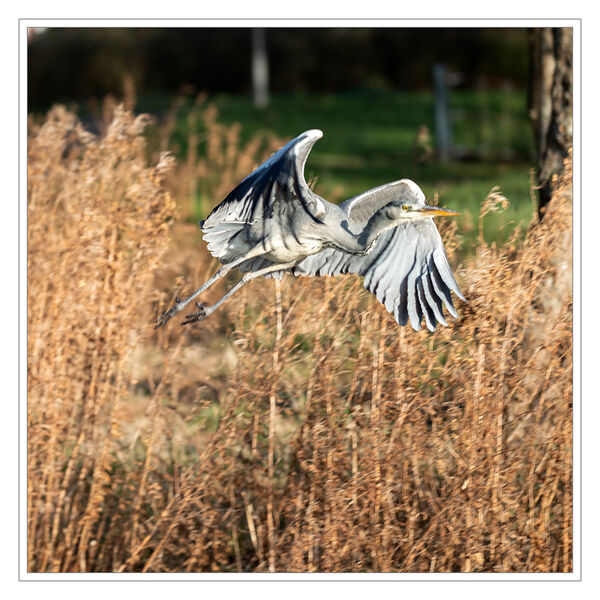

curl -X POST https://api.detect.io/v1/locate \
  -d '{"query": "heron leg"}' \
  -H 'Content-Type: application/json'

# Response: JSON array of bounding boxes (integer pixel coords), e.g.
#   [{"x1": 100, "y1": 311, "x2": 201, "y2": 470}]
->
[
  {"x1": 154, "y1": 252, "x2": 260, "y2": 329},
  {"x1": 181, "y1": 261, "x2": 296, "y2": 325}
]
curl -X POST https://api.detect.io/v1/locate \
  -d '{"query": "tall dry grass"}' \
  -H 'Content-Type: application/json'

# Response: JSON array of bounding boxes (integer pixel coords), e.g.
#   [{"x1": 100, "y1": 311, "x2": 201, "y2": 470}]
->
[
  {"x1": 27, "y1": 104, "x2": 572, "y2": 573},
  {"x1": 27, "y1": 106, "x2": 175, "y2": 571}
]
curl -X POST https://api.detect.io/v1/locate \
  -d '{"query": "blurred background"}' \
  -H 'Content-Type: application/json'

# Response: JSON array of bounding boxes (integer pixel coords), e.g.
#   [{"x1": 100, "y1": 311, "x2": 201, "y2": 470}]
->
[{"x1": 28, "y1": 27, "x2": 541, "y2": 253}]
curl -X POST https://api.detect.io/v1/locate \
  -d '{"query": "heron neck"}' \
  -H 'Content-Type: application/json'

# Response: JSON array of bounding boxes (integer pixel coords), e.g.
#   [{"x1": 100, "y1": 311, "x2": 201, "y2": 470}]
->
[{"x1": 356, "y1": 210, "x2": 399, "y2": 253}]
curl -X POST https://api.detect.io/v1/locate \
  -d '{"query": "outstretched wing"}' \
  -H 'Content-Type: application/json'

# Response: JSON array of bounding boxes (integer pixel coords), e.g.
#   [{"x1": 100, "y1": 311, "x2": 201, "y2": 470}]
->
[
  {"x1": 292, "y1": 182, "x2": 464, "y2": 331},
  {"x1": 201, "y1": 129, "x2": 326, "y2": 264}
]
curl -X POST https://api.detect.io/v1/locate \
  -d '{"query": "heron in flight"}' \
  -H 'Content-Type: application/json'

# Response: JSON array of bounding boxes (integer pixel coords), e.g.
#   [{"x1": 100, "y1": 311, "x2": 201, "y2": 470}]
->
[{"x1": 155, "y1": 129, "x2": 465, "y2": 332}]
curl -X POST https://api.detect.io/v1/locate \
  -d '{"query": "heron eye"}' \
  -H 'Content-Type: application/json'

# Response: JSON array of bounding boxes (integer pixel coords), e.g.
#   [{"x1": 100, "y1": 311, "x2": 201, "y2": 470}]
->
[{"x1": 402, "y1": 205, "x2": 410, "y2": 211}]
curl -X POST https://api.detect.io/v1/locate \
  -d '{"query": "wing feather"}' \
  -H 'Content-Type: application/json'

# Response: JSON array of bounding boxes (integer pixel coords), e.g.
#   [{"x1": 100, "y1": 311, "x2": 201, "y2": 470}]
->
[
  {"x1": 201, "y1": 129, "x2": 326, "y2": 264},
  {"x1": 424, "y1": 274, "x2": 448, "y2": 327},
  {"x1": 417, "y1": 279, "x2": 436, "y2": 332},
  {"x1": 293, "y1": 218, "x2": 463, "y2": 331}
]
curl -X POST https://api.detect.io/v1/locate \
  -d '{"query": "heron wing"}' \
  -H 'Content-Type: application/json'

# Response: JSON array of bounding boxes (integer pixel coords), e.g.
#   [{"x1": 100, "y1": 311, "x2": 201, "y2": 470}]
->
[
  {"x1": 292, "y1": 219, "x2": 465, "y2": 332},
  {"x1": 201, "y1": 129, "x2": 326, "y2": 263}
]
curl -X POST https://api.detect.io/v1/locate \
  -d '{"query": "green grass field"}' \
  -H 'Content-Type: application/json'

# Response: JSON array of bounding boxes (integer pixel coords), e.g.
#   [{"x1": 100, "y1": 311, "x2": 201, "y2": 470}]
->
[{"x1": 145, "y1": 89, "x2": 537, "y2": 253}]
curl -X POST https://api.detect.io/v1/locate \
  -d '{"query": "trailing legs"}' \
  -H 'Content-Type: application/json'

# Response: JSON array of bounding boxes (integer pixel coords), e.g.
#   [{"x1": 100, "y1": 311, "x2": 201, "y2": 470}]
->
[
  {"x1": 181, "y1": 261, "x2": 296, "y2": 325},
  {"x1": 154, "y1": 253, "x2": 257, "y2": 329}
]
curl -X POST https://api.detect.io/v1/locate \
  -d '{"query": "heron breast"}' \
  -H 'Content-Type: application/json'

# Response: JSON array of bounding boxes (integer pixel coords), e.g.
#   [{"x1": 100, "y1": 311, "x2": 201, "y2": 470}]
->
[{"x1": 263, "y1": 233, "x2": 324, "y2": 263}]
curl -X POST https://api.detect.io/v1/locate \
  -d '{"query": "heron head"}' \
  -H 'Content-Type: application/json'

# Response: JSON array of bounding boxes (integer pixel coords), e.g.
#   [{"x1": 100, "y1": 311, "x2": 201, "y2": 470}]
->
[{"x1": 386, "y1": 200, "x2": 460, "y2": 221}]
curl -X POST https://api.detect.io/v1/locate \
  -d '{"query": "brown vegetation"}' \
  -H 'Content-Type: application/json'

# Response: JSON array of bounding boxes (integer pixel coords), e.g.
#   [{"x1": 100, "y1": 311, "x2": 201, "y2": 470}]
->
[{"x1": 27, "y1": 105, "x2": 572, "y2": 573}]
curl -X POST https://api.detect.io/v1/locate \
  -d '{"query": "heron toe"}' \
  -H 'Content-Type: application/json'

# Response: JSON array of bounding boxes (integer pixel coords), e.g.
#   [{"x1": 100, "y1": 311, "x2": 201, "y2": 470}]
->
[
  {"x1": 155, "y1": 305, "x2": 176, "y2": 329},
  {"x1": 181, "y1": 304, "x2": 209, "y2": 325}
]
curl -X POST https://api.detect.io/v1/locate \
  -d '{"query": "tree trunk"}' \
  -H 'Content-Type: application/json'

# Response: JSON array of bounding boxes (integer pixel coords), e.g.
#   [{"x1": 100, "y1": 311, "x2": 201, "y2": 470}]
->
[
  {"x1": 520, "y1": 29, "x2": 573, "y2": 410},
  {"x1": 528, "y1": 27, "x2": 573, "y2": 216}
]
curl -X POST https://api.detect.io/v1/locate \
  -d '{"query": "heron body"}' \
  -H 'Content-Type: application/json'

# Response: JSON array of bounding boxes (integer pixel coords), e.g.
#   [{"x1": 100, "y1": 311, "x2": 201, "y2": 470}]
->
[{"x1": 156, "y1": 129, "x2": 465, "y2": 332}]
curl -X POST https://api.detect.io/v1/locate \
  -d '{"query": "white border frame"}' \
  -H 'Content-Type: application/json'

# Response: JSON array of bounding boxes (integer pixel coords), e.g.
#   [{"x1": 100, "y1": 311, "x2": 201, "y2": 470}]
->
[{"x1": 18, "y1": 17, "x2": 581, "y2": 583}]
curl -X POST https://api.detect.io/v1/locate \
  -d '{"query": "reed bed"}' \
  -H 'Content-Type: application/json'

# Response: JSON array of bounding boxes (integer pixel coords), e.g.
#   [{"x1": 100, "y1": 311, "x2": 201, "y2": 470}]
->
[{"x1": 27, "y1": 104, "x2": 572, "y2": 573}]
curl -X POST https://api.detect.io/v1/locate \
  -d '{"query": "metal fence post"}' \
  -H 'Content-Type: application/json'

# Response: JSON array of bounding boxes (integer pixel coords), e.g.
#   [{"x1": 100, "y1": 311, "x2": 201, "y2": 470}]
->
[
  {"x1": 252, "y1": 28, "x2": 269, "y2": 110},
  {"x1": 433, "y1": 63, "x2": 452, "y2": 162}
]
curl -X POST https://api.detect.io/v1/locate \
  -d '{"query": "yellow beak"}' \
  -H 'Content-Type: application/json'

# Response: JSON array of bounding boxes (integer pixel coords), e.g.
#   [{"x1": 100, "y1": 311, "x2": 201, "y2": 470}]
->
[{"x1": 419, "y1": 206, "x2": 460, "y2": 217}]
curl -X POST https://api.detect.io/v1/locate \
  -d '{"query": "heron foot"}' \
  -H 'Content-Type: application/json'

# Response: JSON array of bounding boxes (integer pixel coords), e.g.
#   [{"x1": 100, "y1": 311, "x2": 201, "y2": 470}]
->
[
  {"x1": 181, "y1": 303, "x2": 210, "y2": 325},
  {"x1": 154, "y1": 296, "x2": 187, "y2": 329}
]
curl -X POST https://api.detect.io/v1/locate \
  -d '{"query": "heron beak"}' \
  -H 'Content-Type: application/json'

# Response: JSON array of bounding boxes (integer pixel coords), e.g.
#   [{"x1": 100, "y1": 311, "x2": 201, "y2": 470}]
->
[{"x1": 420, "y1": 206, "x2": 460, "y2": 217}]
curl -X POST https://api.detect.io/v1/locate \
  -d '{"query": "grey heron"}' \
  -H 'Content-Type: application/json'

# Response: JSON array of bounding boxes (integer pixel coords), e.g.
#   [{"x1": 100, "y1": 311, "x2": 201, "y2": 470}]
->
[{"x1": 155, "y1": 129, "x2": 465, "y2": 332}]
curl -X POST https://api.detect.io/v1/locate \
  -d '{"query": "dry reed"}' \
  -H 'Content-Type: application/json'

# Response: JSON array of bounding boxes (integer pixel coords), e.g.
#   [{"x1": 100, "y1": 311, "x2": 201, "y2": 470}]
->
[
  {"x1": 27, "y1": 104, "x2": 572, "y2": 573},
  {"x1": 27, "y1": 105, "x2": 175, "y2": 571}
]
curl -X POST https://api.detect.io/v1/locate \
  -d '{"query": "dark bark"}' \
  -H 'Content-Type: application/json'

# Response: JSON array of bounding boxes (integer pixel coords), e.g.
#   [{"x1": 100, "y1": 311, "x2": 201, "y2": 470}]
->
[{"x1": 528, "y1": 28, "x2": 573, "y2": 216}]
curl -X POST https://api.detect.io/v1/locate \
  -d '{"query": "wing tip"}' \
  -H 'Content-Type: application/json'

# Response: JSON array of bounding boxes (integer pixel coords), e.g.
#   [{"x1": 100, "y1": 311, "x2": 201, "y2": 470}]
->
[
  {"x1": 455, "y1": 288, "x2": 468, "y2": 304},
  {"x1": 303, "y1": 129, "x2": 323, "y2": 140},
  {"x1": 410, "y1": 320, "x2": 422, "y2": 332}
]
